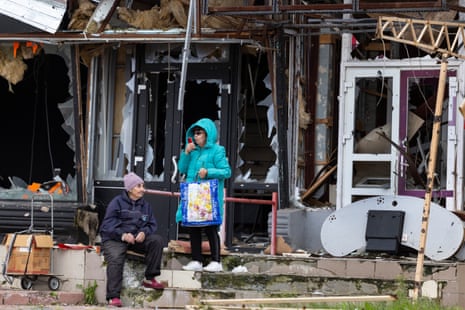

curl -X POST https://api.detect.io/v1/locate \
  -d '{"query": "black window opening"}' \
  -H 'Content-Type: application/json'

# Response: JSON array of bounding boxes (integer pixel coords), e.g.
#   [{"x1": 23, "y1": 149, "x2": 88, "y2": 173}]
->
[{"x1": 0, "y1": 50, "x2": 76, "y2": 201}]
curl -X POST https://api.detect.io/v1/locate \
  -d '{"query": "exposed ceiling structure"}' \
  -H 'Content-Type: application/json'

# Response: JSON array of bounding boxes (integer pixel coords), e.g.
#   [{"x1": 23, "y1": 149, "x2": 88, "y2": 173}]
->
[
  {"x1": 205, "y1": 0, "x2": 463, "y2": 36},
  {"x1": 208, "y1": 0, "x2": 456, "y2": 15},
  {"x1": 0, "y1": 0, "x2": 462, "y2": 42}
]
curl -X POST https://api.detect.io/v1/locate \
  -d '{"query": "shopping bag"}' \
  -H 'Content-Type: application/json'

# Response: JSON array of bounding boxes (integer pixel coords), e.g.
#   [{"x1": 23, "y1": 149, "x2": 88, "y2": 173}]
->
[{"x1": 180, "y1": 179, "x2": 221, "y2": 226}]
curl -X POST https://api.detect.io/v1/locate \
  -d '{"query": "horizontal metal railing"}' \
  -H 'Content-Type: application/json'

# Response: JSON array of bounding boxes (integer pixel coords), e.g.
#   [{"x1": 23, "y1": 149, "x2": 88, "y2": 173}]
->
[{"x1": 144, "y1": 189, "x2": 279, "y2": 255}]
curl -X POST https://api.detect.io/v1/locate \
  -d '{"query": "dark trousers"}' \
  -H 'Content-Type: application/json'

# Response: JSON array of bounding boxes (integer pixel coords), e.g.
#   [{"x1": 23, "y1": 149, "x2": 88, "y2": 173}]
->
[
  {"x1": 102, "y1": 234, "x2": 164, "y2": 300},
  {"x1": 188, "y1": 225, "x2": 220, "y2": 263}
]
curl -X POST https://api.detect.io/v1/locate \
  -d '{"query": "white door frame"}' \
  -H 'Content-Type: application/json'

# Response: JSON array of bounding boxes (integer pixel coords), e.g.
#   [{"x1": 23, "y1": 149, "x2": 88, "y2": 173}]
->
[{"x1": 336, "y1": 59, "x2": 465, "y2": 211}]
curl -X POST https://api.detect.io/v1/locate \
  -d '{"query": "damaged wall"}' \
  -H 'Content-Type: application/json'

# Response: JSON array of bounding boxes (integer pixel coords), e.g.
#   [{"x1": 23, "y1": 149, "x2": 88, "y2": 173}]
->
[{"x1": 68, "y1": 0, "x2": 244, "y2": 32}]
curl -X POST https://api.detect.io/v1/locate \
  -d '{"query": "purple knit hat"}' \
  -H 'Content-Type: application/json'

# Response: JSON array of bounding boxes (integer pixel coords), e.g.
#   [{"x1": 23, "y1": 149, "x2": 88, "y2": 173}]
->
[{"x1": 123, "y1": 172, "x2": 144, "y2": 191}]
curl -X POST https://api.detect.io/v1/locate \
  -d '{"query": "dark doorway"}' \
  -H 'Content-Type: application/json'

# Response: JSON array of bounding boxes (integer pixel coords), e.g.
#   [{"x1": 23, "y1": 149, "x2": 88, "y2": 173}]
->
[
  {"x1": 0, "y1": 52, "x2": 75, "y2": 198},
  {"x1": 182, "y1": 81, "x2": 220, "y2": 138}
]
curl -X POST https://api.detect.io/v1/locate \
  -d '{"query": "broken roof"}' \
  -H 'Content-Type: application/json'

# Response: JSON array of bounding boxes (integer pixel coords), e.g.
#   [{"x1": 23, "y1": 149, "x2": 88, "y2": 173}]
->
[
  {"x1": 0, "y1": 0, "x2": 67, "y2": 34},
  {"x1": 0, "y1": 0, "x2": 462, "y2": 44}
]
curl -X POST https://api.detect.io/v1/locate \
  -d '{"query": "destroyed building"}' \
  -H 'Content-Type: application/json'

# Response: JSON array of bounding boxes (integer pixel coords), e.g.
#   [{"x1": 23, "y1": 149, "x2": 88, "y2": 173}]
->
[{"x1": 0, "y1": 0, "x2": 464, "y2": 258}]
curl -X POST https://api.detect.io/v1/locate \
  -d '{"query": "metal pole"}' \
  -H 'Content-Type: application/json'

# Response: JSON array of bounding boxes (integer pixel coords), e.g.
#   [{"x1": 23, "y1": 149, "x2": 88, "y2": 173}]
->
[
  {"x1": 177, "y1": 0, "x2": 195, "y2": 111},
  {"x1": 271, "y1": 192, "x2": 278, "y2": 255}
]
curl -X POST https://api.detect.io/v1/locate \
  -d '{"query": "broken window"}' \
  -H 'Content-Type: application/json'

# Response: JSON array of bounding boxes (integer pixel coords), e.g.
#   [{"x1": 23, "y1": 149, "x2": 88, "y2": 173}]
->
[
  {"x1": 402, "y1": 75, "x2": 449, "y2": 192},
  {"x1": 93, "y1": 48, "x2": 130, "y2": 179},
  {"x1": 93, "y1": 44, "x2": 278, "y2": 187},
  {"x1": 235, "y1": 52, "x2": 278, "y2": 184},
  {"x1": 145, "y1": 44, "x2": 229, "y2": 64},
  {"x1": 352, "y1": 76, "x2": 393, "y2": 188},
  {"x1": 144, "y1": 72, "x2": 168, "y2": 181},
  {"x1": 93, "y1": 44, "x2": 230, "y2": 182},
  {"x1": 0, "y1": 45, "x2": 76, "y2": 201}
]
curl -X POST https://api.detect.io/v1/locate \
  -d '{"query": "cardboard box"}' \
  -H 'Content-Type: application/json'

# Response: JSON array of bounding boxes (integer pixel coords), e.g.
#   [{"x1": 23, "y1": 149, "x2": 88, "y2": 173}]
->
[{"x1": 3, "y1": 234, "x2": 53, "y2": 274}]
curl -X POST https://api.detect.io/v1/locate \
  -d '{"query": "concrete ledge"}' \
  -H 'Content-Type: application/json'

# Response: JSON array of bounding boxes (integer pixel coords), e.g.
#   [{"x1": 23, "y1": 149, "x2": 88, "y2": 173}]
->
[
  {"x1": 1, "y1": 245, "x2": 465, "y2": 307},
  {"x1": 0, "y1": 288, "x2": 84, "y2": 306}
]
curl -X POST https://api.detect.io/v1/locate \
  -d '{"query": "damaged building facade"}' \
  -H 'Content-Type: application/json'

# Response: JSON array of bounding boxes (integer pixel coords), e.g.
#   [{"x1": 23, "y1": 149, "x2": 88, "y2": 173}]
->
[{"x1": 0, "y1": 0, "x2": 465, "y2": 257}]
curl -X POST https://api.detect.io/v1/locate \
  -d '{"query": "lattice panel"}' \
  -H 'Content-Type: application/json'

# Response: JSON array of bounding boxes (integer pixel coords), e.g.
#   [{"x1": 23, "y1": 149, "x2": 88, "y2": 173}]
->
[{"x1": 376, "y1": 16, "x2": 465, "y2": 60}]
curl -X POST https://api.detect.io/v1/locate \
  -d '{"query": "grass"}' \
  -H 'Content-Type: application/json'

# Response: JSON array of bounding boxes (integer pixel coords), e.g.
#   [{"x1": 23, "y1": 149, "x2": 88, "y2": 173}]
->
[
  {"x1": 76, "y1": 280, "x2": 98, "y2": 305},
  {"x1": 336, "y1": 297, "x2": 461, "y2": 310},
  {"x1": 307, "y1": 282, "x2": 461, "y2": 310}
]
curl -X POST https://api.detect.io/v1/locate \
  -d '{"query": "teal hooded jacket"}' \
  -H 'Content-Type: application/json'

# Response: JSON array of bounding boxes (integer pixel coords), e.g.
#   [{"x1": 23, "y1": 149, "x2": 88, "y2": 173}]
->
[{"x1": 176, "y1": 118, "x2": 232, "y2": 224}]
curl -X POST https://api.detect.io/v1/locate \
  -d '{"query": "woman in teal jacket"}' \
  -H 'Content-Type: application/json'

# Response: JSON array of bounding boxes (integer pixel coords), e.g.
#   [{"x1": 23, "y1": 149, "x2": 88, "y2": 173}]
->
[{"x1": 176, "y1": 118, "x2": 231, "y2": 272}]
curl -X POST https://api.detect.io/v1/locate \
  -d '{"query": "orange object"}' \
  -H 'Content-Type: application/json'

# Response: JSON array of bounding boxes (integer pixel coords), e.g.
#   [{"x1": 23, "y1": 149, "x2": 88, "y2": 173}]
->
[
  {"x1": 47, "y1": 182, "x2": 62, "y2": 194},
  {"x1": 13, "y1": 42, "x2": 20, "y2": 58},
  {"x1": 27, "y1": 182, "x2": 41, "y2": 192},
  {"x1": 26, "y1": 41, "x2": 40, "y2": 54}
]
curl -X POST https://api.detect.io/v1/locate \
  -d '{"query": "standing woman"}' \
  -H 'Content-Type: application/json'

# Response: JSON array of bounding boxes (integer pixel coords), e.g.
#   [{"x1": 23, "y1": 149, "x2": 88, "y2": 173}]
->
[{"x1": 176, "y1": 118, "x2": 231, "y2": 272}]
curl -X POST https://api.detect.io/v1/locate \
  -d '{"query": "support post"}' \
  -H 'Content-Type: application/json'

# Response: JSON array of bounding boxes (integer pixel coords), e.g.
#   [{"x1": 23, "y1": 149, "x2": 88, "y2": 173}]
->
[
  {"x1": 275, "y1": 28, "x2": 289, "y2": 211},
  {"x1": 413, "y1": 54, "x2": 448, "y2": 299},
  {"x1": 271, "y1": 192, "x2": 278, "y2": 255}
]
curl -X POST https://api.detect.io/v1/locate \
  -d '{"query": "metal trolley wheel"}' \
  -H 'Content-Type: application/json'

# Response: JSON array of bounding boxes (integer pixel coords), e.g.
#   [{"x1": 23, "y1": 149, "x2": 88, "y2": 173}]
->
[
  {"x1": 48, "y1": 276, "x2": 60, "y2": 291},
  {"x1": 20, "y1": 275, "x2": 60, "y2": 291},
  {"x1": 20, "y1": 277, "x2": 33, "y2": 290}
]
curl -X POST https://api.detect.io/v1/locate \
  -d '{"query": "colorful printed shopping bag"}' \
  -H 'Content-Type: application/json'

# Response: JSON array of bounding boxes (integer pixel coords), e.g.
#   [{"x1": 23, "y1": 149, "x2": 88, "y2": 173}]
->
[{"x1": 180, "y1": 179, "x2": 221, "y2": 226}]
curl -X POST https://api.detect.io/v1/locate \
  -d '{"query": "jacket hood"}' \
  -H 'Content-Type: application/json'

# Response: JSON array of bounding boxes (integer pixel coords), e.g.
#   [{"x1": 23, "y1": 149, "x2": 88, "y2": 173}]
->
[{"x1": 186, "y1": 118, "x2": 218, "y2": 147}]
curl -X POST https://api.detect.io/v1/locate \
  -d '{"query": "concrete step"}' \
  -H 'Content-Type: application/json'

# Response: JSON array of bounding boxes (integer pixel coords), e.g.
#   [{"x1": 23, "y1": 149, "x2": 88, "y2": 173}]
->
[
  {"x1": 0, "y1": 288, "x2": 84, "y2": 306},
  {"x1": 0, "y1": 246, "x2": 464, "y2": 308},
  {"x1": 117, "y1": 251, "x2": 464, "y2": 308}
]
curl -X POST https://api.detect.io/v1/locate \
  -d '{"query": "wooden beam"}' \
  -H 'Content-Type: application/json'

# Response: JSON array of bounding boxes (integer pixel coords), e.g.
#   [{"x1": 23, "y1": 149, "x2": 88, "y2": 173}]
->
[
  {"x1": 84, "y1": 0, "x2": 119, "y2": 34},
  {"x1": 376, "y1": 16, "x2": 461, "y2": 299},
  {"x1": 199, "y1": 295, "x2": 396, "y2": 305},
  {"x1": 302, "y1": 165, "x2": 336, "y2": 200},
  {"x1": 413, "y1": 54, "x2": 449, "y2": 299}
]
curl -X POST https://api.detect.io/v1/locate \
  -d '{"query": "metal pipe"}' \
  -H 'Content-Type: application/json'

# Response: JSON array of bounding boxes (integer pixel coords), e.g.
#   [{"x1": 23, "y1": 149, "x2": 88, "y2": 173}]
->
[
  {"x1": 0, "y1": 33, "x2": 261, "y2": 46},
  {"x1": 144, "y1": 188, "x2": 278, "y2": 255},
  {"x1": 178, "y1": 0, "x2": 195, "y2": 111}
]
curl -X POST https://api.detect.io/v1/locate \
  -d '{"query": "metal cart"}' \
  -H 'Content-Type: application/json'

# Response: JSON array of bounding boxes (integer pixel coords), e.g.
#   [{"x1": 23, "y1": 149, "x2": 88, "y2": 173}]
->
[{"x1": 2, "y1": 193, "x2": 61, "y2": 290}]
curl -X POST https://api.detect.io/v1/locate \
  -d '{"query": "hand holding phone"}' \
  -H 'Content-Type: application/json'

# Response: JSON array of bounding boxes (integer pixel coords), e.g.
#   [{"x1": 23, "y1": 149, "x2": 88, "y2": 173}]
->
[{"x1": 185, "y1": 137, "x2": 195, "y2": 154}]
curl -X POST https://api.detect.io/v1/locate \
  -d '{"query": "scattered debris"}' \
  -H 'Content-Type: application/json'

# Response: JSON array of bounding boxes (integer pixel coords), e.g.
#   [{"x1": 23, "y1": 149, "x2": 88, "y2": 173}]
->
[
  {"x1": 0, "y1": 46, "x2": 28, "y2": 90},
  {"x1": 231, "y1": 265, "x2": 248, "y2": 273},
  {"x1": 298, "y1": 76, "x2": 311, "y2": 129},
  {"x1": 282, "y1": 250, "x2": 311, "y2": 258},
  {"x1": 264, "y1": 236, "x2": 292, "y2": 255},
  {"x1": 168, "y1": 239, "x2": 230, "y2": 255},
  {"x1": 185, "y1": 295, "x2": 397, "y2": 310},
  {"x1": 68, "y1": 0, "x2": 244, "y2": 31},
  {"x1": 68, "y1": 0, "x2": 97, "y2": 30}
]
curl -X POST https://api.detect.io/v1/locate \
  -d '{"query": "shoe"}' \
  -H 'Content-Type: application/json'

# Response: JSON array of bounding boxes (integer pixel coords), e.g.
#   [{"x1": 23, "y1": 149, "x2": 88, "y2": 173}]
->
[
  {"x1": 108, "y1": 297, "x2": 122, "y2": 307},
  {"x1": 203, "y1": 261, "x2": 223, "y2": 272},
  {"x1": 142, "y1": 278, "x2": 166, "y2": 290},
  {"x1": 182, "y1": 260, "x2": 203, "y2": 271}
]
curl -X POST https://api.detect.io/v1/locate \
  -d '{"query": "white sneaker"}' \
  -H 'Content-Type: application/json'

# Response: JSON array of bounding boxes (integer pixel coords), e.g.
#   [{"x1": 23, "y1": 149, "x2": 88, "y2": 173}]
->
[
  {"x1": 203, "y1": 261, "x2": 223, "y2": 272},
  {"x1": 182, "y1": 260, "x2": 203, "y2": 271}
]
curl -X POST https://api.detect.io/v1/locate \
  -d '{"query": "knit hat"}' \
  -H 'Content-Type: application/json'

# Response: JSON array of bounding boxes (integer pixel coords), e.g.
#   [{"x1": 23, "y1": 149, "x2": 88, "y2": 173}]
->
[{"x1": 123, "y1": 172, "x2": 144, "y2": 191}]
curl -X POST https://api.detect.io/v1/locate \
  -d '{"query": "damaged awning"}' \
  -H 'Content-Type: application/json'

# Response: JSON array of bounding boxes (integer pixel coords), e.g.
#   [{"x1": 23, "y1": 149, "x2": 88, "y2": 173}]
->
[{"x1": 0, "y1": 0, "x2": 67, "y2": 34}]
